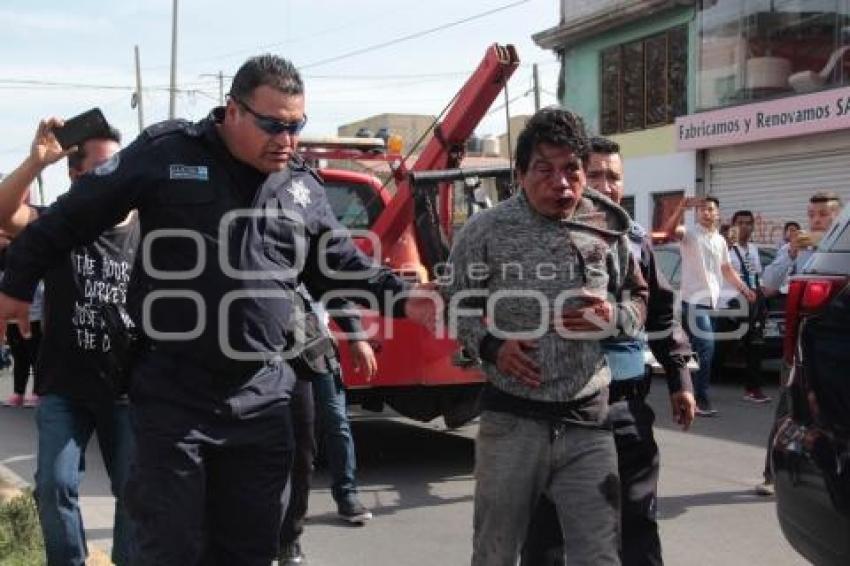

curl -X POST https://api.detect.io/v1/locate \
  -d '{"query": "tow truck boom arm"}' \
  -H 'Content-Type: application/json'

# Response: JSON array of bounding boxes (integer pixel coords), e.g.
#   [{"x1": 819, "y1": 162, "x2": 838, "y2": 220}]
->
[{"x1": 365, "y1": 43, "x2": 519, "y2": 258}]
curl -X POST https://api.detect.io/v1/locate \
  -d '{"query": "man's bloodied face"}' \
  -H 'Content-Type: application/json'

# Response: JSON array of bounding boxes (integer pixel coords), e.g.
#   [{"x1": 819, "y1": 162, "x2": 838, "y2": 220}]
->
[{"x1": 518, "y1": 142, "x2": 586, "y2": 219}]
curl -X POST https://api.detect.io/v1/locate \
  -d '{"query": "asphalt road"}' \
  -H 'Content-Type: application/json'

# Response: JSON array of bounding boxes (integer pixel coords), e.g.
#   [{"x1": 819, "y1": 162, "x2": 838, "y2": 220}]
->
[{"x1": 0, "y1": 369, "x2": 806, "y2": 565}]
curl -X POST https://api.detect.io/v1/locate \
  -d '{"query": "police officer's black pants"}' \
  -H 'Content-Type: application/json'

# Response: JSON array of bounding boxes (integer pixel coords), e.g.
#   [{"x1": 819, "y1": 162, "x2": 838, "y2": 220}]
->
[
  {"x1": 521, "y1": 394, "x2": 662, "y2": 566},
  {"x1": 124, "y1": 354, "x2": 295, "y2": 566},
  {"x1": 280, "y1": 379, "x2": 315, "y2": 548}
]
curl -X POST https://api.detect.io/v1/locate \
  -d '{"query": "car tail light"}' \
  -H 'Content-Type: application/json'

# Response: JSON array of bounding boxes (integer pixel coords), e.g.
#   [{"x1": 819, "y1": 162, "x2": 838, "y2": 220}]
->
[{"x1": 783, "y1": 276, "x2": 849, "y2": 365}]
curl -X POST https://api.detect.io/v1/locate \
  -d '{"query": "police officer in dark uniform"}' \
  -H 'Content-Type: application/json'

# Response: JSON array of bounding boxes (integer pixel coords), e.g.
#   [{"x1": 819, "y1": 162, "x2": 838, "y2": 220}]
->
[{"x1": 0, "y1": 54, "x2": 436, "y2": 565}]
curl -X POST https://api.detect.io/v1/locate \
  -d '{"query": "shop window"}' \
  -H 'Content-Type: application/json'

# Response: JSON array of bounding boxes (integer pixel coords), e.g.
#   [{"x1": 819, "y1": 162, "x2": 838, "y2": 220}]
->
[
  {"x1": 697, "y1": 0, "x2": 850, "y2": 111},
  {"x1": 652, "y1": 190, "x2": 685, "y2": 237},
  {"x1": 600, "y1": 26, "x2": 689, "y2": 134}
]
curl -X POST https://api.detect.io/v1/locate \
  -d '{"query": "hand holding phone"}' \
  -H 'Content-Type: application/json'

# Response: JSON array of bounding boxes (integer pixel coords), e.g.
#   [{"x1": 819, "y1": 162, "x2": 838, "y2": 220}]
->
[
  {"x1": 30, "y1": 117, "x2": 76, "y2": 167},
  {"x1": 794, "y1": 230, "x2": 818, "y2": 249},
  {"x1": 52, "y1": 108, "x2": 110, "y2": 151},
  {"x1": 682, "y1": 196, "x2": 705, "y2": 209}
]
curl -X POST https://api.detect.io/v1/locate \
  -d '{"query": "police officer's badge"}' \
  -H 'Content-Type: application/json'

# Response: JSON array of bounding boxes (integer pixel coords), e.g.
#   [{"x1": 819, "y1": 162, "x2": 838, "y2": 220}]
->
[
  {"x1": 288, "y1": 179, "x2": 311, "y2": 207},
  {"x1": 94, "y1": 153, "x2": 120, "y2": 176}
]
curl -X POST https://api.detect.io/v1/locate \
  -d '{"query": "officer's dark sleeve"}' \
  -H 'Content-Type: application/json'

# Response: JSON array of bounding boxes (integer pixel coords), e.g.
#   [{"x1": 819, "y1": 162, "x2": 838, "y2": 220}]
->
[
  {"x1": 302, "y1": 205, "x2": 410, "y2": 319},
  {"x1": 642, "y1": 238, "x2": 694, "y2": 395},
  {"x1": 0, "y1": 139, "x2": 150, "y2": 301},
  {"x1": 615, "y1": 239, "x2": 649, "y2": 336},
  {"x1": 325, "y1": 296, "x2": 366, "y2": 341}
]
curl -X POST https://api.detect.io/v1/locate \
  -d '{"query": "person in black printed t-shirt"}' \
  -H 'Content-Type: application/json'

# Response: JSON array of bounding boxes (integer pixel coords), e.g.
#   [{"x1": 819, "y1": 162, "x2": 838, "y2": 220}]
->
[{"x1": 0, "y1": 118, "x2": 138, "y2": 566}]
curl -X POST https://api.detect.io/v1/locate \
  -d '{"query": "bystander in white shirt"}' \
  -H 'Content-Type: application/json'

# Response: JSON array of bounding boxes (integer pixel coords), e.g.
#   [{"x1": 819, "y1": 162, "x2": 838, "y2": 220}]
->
[{"x1": 679, "y1": 223, "x2": 731, "y2": 308}]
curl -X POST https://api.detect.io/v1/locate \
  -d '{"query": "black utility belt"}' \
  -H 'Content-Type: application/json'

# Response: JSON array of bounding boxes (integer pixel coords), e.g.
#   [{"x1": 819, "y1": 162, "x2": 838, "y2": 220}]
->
[
  {"x1": 480, "y1": 383, "x2": 609, "y2": 428},
  {"x1": 608, "y1": 376, "x2": 651, "y2": 403}
]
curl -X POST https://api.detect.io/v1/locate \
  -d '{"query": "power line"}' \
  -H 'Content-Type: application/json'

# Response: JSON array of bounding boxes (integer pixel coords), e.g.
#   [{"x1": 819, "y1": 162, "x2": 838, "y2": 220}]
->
[
  {"x1": 211, "y1": 59, "x2": 557, "y2": 82},
  {"x1": 303, "y1": 61, "x2": 557, "y2": 80},
  {"x1": 135, "y1": 20, "x2": 371, "y2": 73},
  {"x1": 0, "y1": 79, "x2": 131, "y2": 91},
  {"x1": 299, "y1": 0, "x2": 531, "y2": 69},
  {"x1": 0, "y1": 78, "x2": 216, "y2": 93},
  {"x1": 0, "y1": 59, "x2": 558, "y2": 93},
  {"x1": 305, "y1": 71, "x2": 470, "y2": 81},
  {"x1": 486, "y1": 91, "x2": 529, "y2": 116}
]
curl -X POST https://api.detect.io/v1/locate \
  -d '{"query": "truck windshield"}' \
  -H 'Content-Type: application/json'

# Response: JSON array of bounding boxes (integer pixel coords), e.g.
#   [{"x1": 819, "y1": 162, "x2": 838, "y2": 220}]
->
[{"x1": 324, "y1": 182, "x2": 385, "y2": 231}]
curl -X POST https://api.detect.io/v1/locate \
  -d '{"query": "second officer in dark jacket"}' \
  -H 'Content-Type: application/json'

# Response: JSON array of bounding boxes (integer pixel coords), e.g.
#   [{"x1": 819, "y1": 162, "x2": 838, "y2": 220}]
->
[{"x1": 0, "y1": 55, "x2": 435, "y2": 566}]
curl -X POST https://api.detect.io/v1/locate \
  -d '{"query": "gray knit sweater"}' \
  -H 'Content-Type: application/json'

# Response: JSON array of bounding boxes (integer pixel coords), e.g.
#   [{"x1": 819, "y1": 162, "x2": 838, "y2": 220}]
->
[{"x1": 442, "y1": 189, "x2": 648, "y2": 403}]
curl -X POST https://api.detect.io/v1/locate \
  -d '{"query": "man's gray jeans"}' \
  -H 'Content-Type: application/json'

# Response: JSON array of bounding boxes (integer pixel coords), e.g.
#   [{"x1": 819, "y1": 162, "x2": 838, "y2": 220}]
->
[{"x1": 472, "y1": 410, "x2": 621, "y2": 566}]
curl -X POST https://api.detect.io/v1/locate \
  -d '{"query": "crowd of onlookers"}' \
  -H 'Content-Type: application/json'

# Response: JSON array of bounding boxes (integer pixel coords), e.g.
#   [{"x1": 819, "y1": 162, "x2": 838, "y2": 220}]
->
[{"x1": 661, "y1": 190, "x2": 843, "y2": 417}]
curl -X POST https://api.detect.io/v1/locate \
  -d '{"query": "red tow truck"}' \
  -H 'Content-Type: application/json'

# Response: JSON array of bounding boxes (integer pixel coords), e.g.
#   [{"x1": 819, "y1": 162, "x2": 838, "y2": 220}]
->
[{"x1": 301, "y1": 44, "x2": 519, "y2": 427}]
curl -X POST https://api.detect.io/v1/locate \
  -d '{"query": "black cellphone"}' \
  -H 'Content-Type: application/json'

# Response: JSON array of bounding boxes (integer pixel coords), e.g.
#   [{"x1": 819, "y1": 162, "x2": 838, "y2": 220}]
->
[{"x1": 52, "y1": 108, "x2": 111, "y2": 150}]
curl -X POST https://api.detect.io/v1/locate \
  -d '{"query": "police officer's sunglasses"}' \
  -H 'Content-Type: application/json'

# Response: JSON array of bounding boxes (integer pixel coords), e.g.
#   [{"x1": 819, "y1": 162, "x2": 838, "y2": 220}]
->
[{"x1": 230, "y1": 96, "x2": 307, "y2": 136}]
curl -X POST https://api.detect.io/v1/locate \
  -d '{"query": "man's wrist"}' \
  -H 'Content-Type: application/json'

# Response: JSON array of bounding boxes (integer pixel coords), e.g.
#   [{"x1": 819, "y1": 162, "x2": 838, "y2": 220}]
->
[
  {"x1": 22, "y1": 155, "x2": 47, "y2": 176},
  {"x1": 479, "y1": 334, "x2": 505, "y2": 365}
]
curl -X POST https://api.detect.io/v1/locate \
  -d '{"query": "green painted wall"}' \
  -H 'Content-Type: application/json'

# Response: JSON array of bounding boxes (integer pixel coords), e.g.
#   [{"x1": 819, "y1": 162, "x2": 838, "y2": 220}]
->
[{"x1": 562, "y1": 5, "x2": 696, "y2": 139}]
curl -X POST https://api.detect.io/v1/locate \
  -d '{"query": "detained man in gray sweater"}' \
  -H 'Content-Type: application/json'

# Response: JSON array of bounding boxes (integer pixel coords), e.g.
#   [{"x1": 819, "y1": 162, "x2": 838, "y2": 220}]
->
[{"x1": 441, "y1": 107, "x2": 648, "y2": 566}]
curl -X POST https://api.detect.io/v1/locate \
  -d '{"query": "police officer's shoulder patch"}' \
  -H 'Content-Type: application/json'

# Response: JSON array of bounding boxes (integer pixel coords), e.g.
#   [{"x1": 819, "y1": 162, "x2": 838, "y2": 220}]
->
[
  {"x1": 143, "y1": 119, "x2": 196, "y2": 140},
  {"x1": 93, "y1": 153, "x2": 120, "y2": 176}
]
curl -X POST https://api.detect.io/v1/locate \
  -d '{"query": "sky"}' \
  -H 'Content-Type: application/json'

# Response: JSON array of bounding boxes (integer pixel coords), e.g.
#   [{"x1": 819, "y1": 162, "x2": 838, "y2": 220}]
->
[{"x1": 0, "y1": 0, "x2": 560, "y2": 203}]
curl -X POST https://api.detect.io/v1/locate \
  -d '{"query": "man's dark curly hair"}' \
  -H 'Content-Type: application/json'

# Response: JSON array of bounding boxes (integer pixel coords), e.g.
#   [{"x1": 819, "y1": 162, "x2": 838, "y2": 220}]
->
[{"x1": 515, "y1": 106, "x2": 590, "y2": 173}]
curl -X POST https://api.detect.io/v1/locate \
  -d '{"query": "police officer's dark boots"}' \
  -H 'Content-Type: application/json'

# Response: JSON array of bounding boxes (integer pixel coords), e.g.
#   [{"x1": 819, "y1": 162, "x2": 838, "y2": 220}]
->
[{"x1": 279, "y1": 539, "x2": 306, "y2": 565}]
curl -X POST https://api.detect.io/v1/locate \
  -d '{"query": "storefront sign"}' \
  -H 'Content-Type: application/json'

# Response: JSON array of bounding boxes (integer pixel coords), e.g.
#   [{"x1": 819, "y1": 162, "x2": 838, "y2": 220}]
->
[{"x1": 675, "y1": 85, "x2": 850, "y2": 150}]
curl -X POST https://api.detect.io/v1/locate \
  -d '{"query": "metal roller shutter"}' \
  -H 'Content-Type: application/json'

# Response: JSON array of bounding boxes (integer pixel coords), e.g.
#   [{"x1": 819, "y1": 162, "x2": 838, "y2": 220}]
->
[{"x1": 709, "y1": 150, "x2": 850, "y2": 244}]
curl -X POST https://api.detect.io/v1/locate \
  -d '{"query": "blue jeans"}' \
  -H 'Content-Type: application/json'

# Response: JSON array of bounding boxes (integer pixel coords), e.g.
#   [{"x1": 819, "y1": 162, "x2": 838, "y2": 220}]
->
[
  {"x1": 681, "y1": 302, "x2": 715, "y2": 405},
  {"x1": 35, "y1": 394, "x2": 135, "y2": 566},
  {"x1": 312, "y1": 371, "x2": 358, "y2": 504}
]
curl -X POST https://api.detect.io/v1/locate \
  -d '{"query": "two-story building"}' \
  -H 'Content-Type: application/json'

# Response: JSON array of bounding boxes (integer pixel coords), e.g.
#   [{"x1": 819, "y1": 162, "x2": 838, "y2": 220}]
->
[
  {"x1": 535, "y1": 0, "x2": 850, "y2": 243},
  {"x1": 678, "y1": 0, "x2": 850, "y2": 243},
  {"x1": 534, "y1": 0, "x2": 700, "y2": 233}
]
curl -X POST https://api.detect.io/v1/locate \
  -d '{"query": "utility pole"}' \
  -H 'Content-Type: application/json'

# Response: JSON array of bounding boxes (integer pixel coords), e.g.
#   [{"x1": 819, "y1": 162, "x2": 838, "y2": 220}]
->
[
  {"x1": 218, "y1": 70, "x2": 224, "y2": 105},
  {"x1": 532, "y1": 63, "x2": 541, "y2": 112},
  {"x1": 201, "y1": 72, "x2": 226, "y2": 104},
  {"x1": 36, "y1": 174, "x2": 45, "y2": 206},
  {"x1": 168, "y1": 0, "x2": 179, "y2": 119},
  {"x1": 134, "y1": 45, "x2": 145, "y2": 132}
]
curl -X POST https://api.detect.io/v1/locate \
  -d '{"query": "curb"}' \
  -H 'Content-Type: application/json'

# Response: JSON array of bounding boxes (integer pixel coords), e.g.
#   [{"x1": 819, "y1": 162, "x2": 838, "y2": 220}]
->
[
  {"x1": 0, "y1": 461, "x2": 29, "y2": 503},
  {"x1": 0, "y1": 463, "x2": 114, "y2": 565}
]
